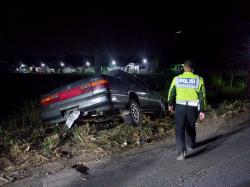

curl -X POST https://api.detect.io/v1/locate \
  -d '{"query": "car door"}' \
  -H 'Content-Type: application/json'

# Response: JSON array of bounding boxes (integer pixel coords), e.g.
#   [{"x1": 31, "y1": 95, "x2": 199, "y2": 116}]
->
[
  {"x1": 103, "y1": 72, "x2": 129, "y2": 108},
  {"x1": 129, "y1": 75, "x2": 161, "y2": 110},
  {"x1": 146, "y1": 89, "x2": 162, "y2": 110},
  {"x1": 128, "y1": 75, "x2": 153, "y2": 110}
]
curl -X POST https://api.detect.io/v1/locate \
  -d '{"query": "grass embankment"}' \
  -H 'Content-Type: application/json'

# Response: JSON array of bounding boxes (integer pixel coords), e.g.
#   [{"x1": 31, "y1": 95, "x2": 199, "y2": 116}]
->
[
  {"x1": 0, "y1": 100, "x2": 174, "y2": 173},
  {"x1": 0, "y1": 99, "x2": 250, "y2": 177}
]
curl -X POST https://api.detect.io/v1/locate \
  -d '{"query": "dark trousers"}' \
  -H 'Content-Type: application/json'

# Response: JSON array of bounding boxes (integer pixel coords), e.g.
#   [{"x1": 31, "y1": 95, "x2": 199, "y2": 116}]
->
[{"x1": 175, "y1": 104, "x2": 198, "y2": 154}]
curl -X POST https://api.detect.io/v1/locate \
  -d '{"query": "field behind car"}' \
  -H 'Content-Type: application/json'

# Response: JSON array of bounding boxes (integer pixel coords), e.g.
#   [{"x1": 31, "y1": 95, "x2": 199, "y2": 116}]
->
[{"x1": 0, "y1": 72, "x2": 247, "y2": 121}]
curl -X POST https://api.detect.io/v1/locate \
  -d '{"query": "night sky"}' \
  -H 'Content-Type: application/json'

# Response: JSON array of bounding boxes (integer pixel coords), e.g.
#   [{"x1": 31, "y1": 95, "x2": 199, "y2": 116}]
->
[{"x1": 3, "y1": 1, "x2": 250, "y2": 68}]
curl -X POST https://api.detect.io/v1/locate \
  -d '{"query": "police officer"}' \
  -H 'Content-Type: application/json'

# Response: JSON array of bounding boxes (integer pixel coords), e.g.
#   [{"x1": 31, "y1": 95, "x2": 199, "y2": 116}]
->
[{"x1": 168, "y1": 60, "x2": 206, "y2": 160}]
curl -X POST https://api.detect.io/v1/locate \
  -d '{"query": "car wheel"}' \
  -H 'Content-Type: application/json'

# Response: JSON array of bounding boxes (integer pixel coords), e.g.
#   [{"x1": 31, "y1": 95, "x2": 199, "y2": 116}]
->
[{"x1": 129, "y1": 100, "x2": 142, "y2": 126}]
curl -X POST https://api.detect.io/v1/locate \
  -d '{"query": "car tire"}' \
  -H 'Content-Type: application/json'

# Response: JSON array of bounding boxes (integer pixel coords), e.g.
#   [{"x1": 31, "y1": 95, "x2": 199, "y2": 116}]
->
[{"x1": 128, "y1": 99, "x2": 142, "y2": 126}]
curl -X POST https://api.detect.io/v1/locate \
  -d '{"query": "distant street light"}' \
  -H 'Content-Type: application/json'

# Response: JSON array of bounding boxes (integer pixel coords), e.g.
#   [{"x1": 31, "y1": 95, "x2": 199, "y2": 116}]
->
[
  {"x1": 20, "y1": 63, "x2": 25, "y2": 68},
  {"x1": 143, "y1": 58, "x2": 147, "y2": 64},
  {"x1": 60, "y1": 62, "x2": 65, "y2": 67},
  {"x1": 86, "y1": 61, "x2": 90, "y2": 67},
  {"x1": 112, "y1": 60, "x2": 116, "y2": 66},
  {"x1": 41, "y1": 63, "x2": 45, "y2": 67},
  {"x1": 176, "y1": 30, "x2": 182, "y2": 34}
]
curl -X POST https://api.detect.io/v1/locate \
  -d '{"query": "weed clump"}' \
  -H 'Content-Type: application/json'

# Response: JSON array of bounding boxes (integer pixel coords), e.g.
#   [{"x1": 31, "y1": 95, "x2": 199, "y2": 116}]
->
[
  {"x1": 42, "y1": 134, "x2": 60, "y2": 155},
  {"x1": 216, "y1": 100, "x2": 250, "y2": 118}
]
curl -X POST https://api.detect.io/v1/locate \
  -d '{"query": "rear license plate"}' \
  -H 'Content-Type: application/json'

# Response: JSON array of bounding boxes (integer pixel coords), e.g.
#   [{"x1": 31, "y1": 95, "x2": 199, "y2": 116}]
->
[{"x1": 65, "y1": 110, "x2": 80, "y2": 129}]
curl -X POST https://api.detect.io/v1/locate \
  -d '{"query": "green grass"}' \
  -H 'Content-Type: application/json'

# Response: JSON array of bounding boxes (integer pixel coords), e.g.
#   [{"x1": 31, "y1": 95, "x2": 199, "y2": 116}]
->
[
  {"x1": 0, "y1": 100, "x2": 174, "y2": 159},
  {"x1": 209, "y1": 75, "x2": 247, "y2": 97}
]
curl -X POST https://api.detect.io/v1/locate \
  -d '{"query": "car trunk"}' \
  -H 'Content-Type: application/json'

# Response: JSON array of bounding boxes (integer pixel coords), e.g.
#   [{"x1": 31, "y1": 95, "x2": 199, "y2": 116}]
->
[{"x1": 40, "y1": 75, "x2": 109, "y2": 109}]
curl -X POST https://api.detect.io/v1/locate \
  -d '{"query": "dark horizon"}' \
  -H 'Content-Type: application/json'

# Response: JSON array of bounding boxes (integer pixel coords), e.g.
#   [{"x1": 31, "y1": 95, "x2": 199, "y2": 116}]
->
[{"x1": 3, "y1": 1, "x2": 250, "y2": 69}]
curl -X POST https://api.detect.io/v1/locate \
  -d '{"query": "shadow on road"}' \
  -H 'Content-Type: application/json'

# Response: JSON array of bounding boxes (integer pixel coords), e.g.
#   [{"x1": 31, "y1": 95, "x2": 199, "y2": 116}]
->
[
  {"x1": 186, "y1": 146, "x2": 208, "y2": 158},
  {"x1": 187, "y1": 120, "x2": 250, "y2": 158},
  {"x1": 196, "y1": 135, "x2": 222, "y2": 147},
  {"x1": 232, "y1": 180, "x2": 250, "y2": 187}
]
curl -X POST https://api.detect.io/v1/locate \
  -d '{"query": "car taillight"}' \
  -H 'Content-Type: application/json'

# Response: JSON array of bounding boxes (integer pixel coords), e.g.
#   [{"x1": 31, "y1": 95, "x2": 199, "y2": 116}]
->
[
  {"x1": 91, "y1": 79, "x2": 109, "y2": 90},
  {"x1": 41, "y1": 93, "x2": 59, "y2": 105},
  {"x1": 41, "y1": 79, "x2": 109, "y2": 106}
]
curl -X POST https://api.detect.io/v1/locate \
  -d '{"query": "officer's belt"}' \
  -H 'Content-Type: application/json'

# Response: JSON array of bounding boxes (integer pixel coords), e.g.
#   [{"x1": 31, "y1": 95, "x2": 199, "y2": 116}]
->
[{"x1": 176, "y1": 101, "x2": 199, "y2": 107}]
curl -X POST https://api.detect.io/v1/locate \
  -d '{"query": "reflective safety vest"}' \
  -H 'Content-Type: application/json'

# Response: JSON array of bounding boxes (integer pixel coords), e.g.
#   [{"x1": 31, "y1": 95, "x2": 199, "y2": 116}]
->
[{"x1": 168, "y1": 72, "x2": 207, "y2": 112}]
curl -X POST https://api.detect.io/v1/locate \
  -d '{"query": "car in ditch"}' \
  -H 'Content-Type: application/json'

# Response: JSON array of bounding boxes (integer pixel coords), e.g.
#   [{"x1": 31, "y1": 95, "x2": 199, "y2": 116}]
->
[{"x1": 40, "y1": 70, "x2": 166, "y2": 127}]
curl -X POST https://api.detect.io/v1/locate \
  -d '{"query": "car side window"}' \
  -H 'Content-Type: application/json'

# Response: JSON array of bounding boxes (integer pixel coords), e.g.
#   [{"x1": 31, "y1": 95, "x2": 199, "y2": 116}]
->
[{"x1": 129, "y1": 75, "x2": 151, "y2": 90}]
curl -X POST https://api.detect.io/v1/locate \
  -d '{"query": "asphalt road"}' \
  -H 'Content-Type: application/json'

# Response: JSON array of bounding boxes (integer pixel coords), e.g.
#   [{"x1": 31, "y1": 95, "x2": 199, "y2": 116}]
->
[{"x1": 8, "y1": 122, "x2": 250, "y2": 187}]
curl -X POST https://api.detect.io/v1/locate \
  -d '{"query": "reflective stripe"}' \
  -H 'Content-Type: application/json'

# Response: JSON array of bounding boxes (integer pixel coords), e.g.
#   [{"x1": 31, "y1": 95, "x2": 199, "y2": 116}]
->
[
  {"x1": 176, "y1": 101, "x2": 199, "y2": 107},
  {"x1": 176, "y1": 77, "x2": 200, "y2": 89}
]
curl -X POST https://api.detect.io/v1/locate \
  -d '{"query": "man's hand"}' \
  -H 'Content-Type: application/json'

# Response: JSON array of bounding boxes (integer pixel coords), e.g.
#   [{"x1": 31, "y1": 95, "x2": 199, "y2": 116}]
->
[
  {"x1": 199, "y1": 112, "x2": 205, "y2": 120},
  {"x1": 168, "y1": 105, "x2": 174, "y2": 114}
]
